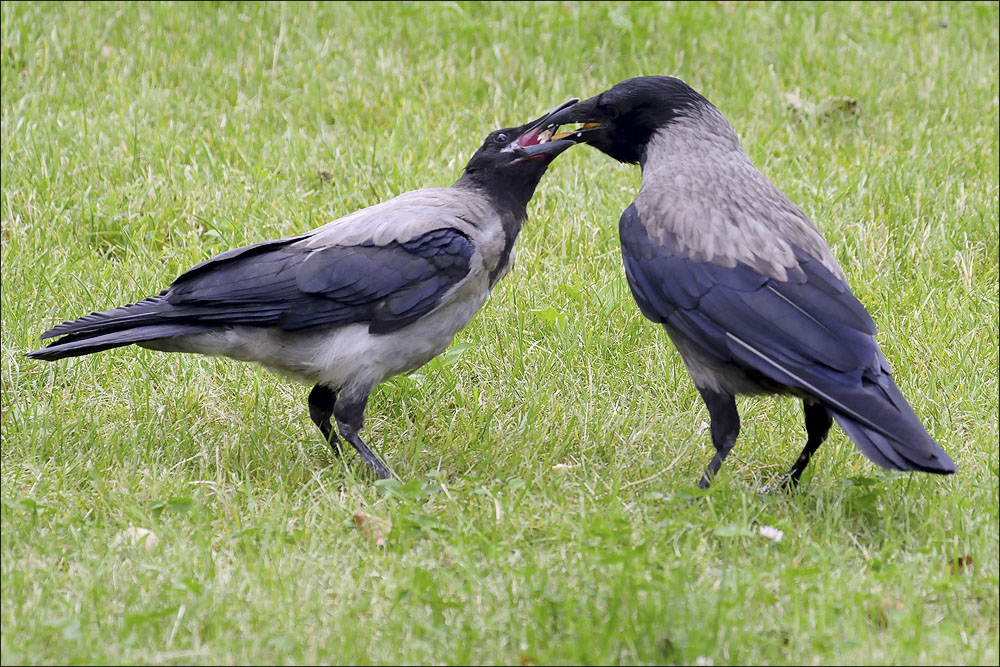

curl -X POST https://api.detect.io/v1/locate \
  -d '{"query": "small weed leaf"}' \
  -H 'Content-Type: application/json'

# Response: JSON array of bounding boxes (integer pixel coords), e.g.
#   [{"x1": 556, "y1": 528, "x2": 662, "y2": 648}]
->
[
  {"x1": 268, "y1": 636, "x2": 297, "y2": 651},
  {"x1": 441, "y1": 342, "x2": 470, "y2": 364},
  {"x1": 228, "y1": 527, "x2": 258, "y2": 540},
  {"x1": 4, "y1": 497, "x2": 46, "y2": 516},
  {"x1": 179, "y1": 576, "x2": 204, "y2": 595},
  {"x1": 869, "y1": 559, "x2": 899, "y2": 577},
  {"x1": 757, "y1": 589, "x2": 779, "y2": 605},
  {"x1": 871, "y1": 468, "x2": 905, "y2": 482},
  {"x1": 678, "y1": 485, "x2": 709, "y2": 499},
  {"x1": 374, "y1": 478, "x2": 436, "y2": 500},
  {"x1": 531, "y1": 305, "x2": 568, "y2": 329},
  {"x1": 404, "y1": 513, "x2": 444, "y2": 534},
  {"x1": 374, "y1": 478, "x2": 404, "y2": 496},
  {"x1": 403, "y1": 342, "x2": 470, "y2": 384}
]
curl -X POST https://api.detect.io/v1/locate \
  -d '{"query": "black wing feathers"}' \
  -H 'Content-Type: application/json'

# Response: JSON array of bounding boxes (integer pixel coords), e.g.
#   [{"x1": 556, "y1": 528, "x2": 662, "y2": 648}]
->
[
  {"x1": 171, "y1": 234, "x2": 308, "y2": 284},
  {"x1": 283, "y1": 229, "x2": 473, "y2": 333},
  {"x1": 40, "y1": 295, "x2": 170, "y2": 340},
  {"x1": 29, "y1": 228, "x2": 474, "y2": 359},
  {"x1": 619, "y1": 203, "x2": 955, "y2": 474},
  {"x1": 161, "y1": 229, "x2": 472, "y2": 334},
  {"x1": 620, "y1": 203, "x2": 877, "y2": 370}
]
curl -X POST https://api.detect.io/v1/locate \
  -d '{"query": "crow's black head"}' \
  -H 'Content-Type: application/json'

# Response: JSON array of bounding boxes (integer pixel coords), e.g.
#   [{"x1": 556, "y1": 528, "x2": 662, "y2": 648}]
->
[
  {"x1": 458, "y1": 98, "x2": 581, "y2": 211},
  {"x1": 462, "y1": 98, "x2": 580, "y2": 174},
  {"x1": 544, "y1": 76, "x2": 713, "y2": 164}
]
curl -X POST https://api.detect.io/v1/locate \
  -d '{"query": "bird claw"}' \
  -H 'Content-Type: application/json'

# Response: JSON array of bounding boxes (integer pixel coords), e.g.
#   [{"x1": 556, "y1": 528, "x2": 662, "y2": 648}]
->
[{"x1": 761, "y1": 474, "x2": 802, "y2": 495}]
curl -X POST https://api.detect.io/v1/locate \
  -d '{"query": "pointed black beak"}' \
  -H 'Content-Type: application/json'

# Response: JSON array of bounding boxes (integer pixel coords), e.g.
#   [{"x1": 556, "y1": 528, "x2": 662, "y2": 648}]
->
[
  {"x1": 522, "y1": 98, "x2": 580, "y2": 134},
  {"x1": 540, "y1": 95, "x2": 608, "y2": 143},
  {"x1": 512, "y1": 98, "x2": 582, "y2": 161}
]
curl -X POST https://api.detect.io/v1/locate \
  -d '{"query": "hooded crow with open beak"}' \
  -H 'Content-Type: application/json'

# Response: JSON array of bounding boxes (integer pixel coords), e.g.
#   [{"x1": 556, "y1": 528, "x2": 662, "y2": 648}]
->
[
  {"x1": 545, "y1": 76, "x2": 956, "y2": 488},
  {"x1": 27, "y1": 100, "x2": 581, "y2": 481}
]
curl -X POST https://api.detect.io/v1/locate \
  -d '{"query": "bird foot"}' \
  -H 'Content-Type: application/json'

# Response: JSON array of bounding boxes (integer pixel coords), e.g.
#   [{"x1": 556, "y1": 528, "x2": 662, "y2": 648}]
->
[
  {"x1": 761, "y1": 474, "x2": 802, "y2": 495},
  {"x1": 340, "y1": 430, "x2": 397, "y2": 480}
]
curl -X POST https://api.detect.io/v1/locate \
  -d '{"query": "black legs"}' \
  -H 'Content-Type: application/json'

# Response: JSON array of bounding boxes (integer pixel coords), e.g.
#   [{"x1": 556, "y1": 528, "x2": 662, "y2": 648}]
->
[
  {"x1": 308, "y1": 383, "x2": 396, "y2": 480},
  {"x1": 311, "y1": 377, "x2": 829, "y2": 488},
  {"x1": 694, "y1": 392, "x2": 834, "y2": 491},
  {"x1": 696, "y1": 387, "x2": 741, "y2": 489},
  {"x1": 332, "y1": 386, "x2": 396, "y2": 480},
  {"x1": 775, "y1": 400, "x2": 833, "y2": 490},
  {"x1": 308, "y1": 384, "x2": 341, "y2": 454}
]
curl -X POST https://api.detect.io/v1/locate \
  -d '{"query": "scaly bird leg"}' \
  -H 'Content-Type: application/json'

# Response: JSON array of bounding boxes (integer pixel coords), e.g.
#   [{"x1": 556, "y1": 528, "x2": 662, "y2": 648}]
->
[
  {"x1": 308, "y1": 384, "x2": 343, "y2": 455},
  {"x1": 334, "y1": 387, "x2": 397, "y2": 480},
  {"x1": 772, "y1": 400, "x2": 833, "y2": 491},
  {"x1": 697, "y1": 387, "x2": 741, "y2": 489}
]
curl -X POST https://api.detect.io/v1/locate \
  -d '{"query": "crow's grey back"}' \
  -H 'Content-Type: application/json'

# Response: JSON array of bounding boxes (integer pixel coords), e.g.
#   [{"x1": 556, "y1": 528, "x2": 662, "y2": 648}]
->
[{"x1": 637, "y1": 108, "x2": 843, "y2": 283}]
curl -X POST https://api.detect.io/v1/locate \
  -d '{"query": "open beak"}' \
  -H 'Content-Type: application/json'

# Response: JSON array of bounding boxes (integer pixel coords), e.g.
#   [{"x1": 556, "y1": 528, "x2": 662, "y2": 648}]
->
[
  {"x1": 511, "y1": 98, "x2": 583, "y2": 161},
  {"x1": 551, "y1": 123, "x2": 605, "y2": 141},
  {"x1": 537, "y1": 96, "x2": 607, "y2": 143}
]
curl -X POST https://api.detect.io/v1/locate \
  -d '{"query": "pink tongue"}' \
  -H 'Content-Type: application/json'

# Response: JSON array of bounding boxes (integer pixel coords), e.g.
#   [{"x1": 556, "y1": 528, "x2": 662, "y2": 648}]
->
[{"x1": 518, "y1": 127, "x2": 542, "y2": 147}]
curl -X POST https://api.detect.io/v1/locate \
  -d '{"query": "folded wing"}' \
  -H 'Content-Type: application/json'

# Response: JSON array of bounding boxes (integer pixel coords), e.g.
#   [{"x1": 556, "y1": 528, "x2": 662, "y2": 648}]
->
[
  {"x1": 28, "y1": 228, "x2": 474, "y2": 360},
  {"x1": 619, "y1": 203, "x2": 955, "y2": 474}
]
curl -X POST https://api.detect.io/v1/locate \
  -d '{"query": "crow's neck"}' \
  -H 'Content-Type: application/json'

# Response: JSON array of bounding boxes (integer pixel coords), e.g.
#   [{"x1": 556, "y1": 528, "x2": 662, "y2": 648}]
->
[
  {"x1": 455, "y1": 165, "x2": 547, "y2": 286},
  {"x1": 455, "y1": 165, "x2": 550, "y2": 224},
  {"x1": 639, "y1": 105, "x2": 743, "y2": 175}
]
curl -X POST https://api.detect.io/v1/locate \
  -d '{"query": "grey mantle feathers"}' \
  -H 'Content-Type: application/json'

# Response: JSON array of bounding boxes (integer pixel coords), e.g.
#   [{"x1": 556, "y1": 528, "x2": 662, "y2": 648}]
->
[
  {"x1": 546, "y1": 76, "x2": 956, "y2": 487},
  {"x1": 28, "y1": 100, "x2": 580, "y2": 480}
]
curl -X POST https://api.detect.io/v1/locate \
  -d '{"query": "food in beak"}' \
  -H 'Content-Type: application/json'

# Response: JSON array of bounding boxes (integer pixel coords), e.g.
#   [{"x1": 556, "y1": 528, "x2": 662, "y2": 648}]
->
[
  {"x1": 518, "y1": 125, "x2": 558, "y2": 147},
  {"x1": 552, "y1": 122, "x2": 603, "y2": 141}
]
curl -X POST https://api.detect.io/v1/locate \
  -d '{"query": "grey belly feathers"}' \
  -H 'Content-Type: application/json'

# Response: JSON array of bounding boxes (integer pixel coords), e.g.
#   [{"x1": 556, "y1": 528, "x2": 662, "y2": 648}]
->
[{"x1": 144, "y1": 284, "x2": 489, "y2": 392}]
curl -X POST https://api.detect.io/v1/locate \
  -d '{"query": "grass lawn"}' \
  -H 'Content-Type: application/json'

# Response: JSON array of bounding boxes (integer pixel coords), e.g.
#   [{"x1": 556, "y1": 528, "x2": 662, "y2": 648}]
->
[{"x1": 2, "y1": 1, "x2": 997, "y2": 664}]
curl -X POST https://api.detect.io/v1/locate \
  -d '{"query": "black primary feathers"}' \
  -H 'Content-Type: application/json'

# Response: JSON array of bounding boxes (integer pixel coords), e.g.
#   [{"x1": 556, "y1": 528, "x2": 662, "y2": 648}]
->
[
  {"x1": 27, "y1": 99, "x2": 581, "y2": 481},
  {"x1": 29, "y1": 229, "x2": 475, "y2": 361},
  {"x1": 548, "y1": 76, "x2": 956, "y2": 487}
]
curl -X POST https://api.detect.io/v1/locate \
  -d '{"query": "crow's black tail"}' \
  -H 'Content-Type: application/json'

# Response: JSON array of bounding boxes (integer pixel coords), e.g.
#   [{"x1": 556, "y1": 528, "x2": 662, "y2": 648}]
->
[
  {"x1": 723, "y1": 332, "x2": 957, "y2": 475},
  {"x1": 26, "y1": 295, "x2": 215, "y2": 361},
  {"x1": 824, "y1": 372, "x2": 956, "y2": 475}
]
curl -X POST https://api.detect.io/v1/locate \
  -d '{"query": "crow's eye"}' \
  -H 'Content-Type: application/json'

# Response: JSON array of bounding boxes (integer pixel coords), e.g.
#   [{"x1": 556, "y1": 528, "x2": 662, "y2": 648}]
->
[{"x1": 494, "y1": 132, "x2": 509, "y2": 144}]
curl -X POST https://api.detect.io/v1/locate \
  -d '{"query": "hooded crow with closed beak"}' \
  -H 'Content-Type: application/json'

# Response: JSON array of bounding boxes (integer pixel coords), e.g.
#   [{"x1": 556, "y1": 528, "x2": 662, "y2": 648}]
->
[
  {"x1": 545, "y1": 76, "x2": 956, "y2": 488},
  {"x1": 27, "y1": 100, "x2": 581, "y2": 481}
]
